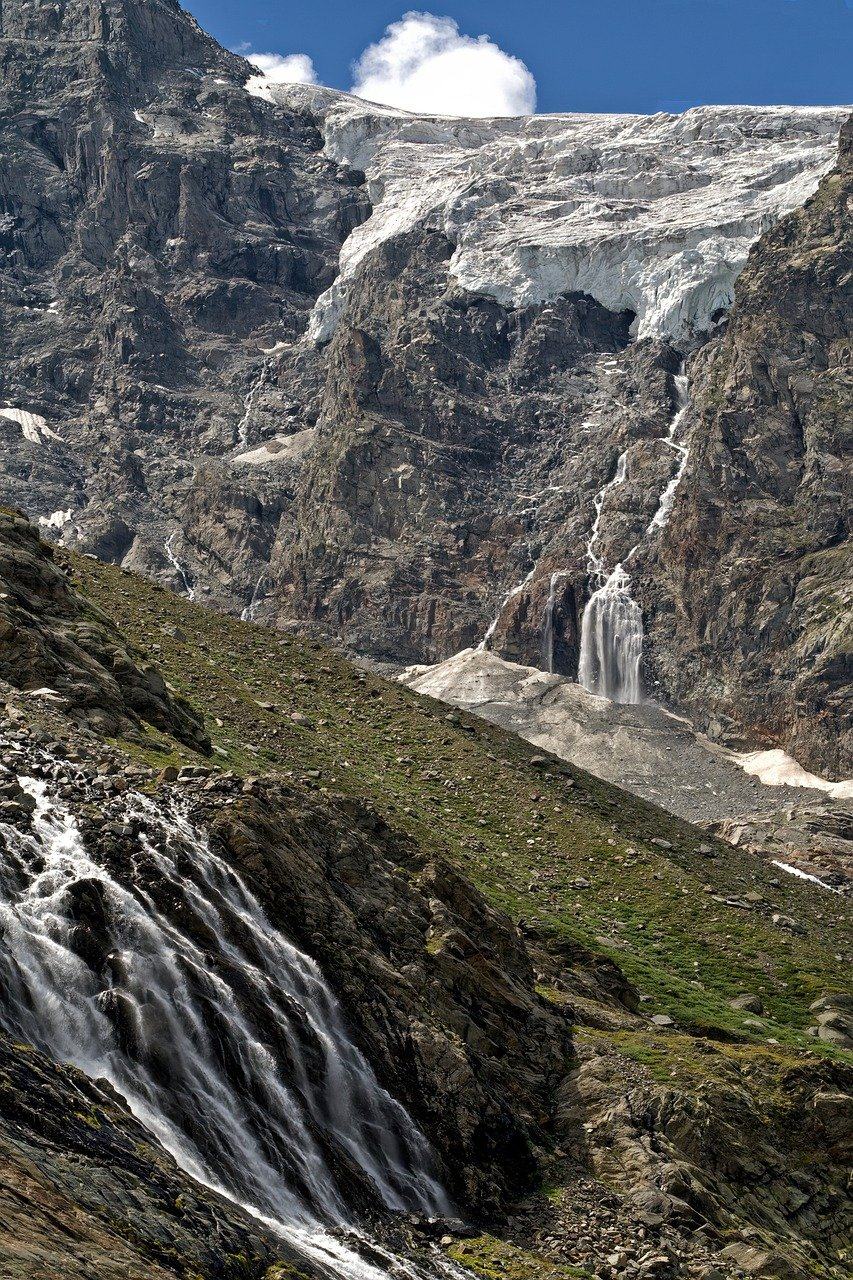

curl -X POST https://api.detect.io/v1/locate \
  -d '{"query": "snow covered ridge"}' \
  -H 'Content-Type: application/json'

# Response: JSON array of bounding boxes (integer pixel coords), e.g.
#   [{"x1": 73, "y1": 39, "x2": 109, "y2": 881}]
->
[{"x1": 254, "y1": 86, "x2": 847, "y2": 345}]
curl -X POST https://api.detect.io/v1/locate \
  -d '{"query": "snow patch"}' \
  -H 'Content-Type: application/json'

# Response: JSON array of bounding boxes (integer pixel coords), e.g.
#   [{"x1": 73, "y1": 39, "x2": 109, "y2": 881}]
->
[
  {"x1": 0, "y1": 406, "x2": 62, "y2": 446},
  {"x1": 733, "y1": 749, "x2": 853, "y2": 799},
  {"x1": 38, "y1": 509, "x2": 73, "y2": 531},
  {"x1": 233, "y1": 428, "x2": 317, "y2": 466},
  {"x1": 771, "y1": 861, "x2": 842, "y2": 894}
]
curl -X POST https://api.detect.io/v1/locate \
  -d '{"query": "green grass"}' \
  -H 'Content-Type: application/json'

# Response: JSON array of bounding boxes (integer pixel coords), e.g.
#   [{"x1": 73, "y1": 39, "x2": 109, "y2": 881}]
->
[
  {"x1": 66, "y1": 552, "x2": 851, "y2": 1056},
  {"x1": 448, "y1": 1235, "x2": 593, "y2": 1280}
]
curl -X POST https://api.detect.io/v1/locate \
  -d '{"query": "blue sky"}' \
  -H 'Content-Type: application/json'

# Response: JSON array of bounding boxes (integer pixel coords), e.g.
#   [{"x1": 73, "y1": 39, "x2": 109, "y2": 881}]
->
[{"x1": 187, "y1": 0, "x2": 853, "y2": 115}]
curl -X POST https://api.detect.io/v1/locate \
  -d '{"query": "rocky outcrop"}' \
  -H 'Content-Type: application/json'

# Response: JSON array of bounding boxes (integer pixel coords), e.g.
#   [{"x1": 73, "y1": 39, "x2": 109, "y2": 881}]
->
[
  {"x1": 556, "y1": 1047, "x2": 853, "y2": 1280},
  {"x1": 206, "y1": 781, "x2": 572, "y2": 1212},
  {"x1": 276, "y1": 224, "x2": 649, "y2": 663},
  {"x1": 0, "y1": 509, "x2": 208, "y2": 748},
  {"x1": 643, "y1": 117, "x2": 852, "y2": 778},
  {"x1": 0, "y1": 1032, "x2": 316, "y2": 1279},
  {"x1": 0, "y1": 0, "x2": 356, "y2": 604}
]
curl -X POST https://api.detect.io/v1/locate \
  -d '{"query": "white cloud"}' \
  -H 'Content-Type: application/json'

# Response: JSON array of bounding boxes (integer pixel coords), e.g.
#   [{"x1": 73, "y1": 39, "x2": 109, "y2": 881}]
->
[
  {"x1": 349, "y1": 11, "x2": 536, "y2": 117},
  {"x1": 246, "y1": 51, "x2": 318, "y2": 85}
]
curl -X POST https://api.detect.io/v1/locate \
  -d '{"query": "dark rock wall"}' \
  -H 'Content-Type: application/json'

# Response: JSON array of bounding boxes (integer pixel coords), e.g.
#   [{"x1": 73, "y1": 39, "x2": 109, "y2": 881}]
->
[{"x1": 0, "y1": 0, "x2": 849, "y2": 775}]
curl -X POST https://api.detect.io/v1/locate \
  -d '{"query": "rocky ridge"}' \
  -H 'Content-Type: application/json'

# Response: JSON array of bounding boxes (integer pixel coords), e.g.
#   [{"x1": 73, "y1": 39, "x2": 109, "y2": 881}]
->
[{"x1": 0, "y1": 506, "x2": 207, "y2": 749}]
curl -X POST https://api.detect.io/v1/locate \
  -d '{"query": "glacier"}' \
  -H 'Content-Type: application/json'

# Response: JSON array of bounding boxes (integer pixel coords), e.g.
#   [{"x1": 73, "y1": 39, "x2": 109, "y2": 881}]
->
[{"x1": 250, "y1": 85, "x2": 848, "y2": 346}]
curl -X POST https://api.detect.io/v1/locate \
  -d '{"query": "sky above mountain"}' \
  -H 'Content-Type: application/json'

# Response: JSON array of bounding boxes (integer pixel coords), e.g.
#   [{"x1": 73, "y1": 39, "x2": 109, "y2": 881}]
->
[{"x1": 187, "y1": 0, "x2": 852, "y2": 116}]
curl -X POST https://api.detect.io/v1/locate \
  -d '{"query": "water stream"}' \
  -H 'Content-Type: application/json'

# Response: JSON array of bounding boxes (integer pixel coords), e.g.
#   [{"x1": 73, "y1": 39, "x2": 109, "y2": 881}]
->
[
  {"x1": 241, "y1": 570, "x2": 268, "y2": 622},
  {"x1": 164, "y1": 532, "x2": 196, "y2": 601},
  {"x1": 577, "y1": 367, "x2": 689, "y2": 703},
  {"x1": 0, "y1": 766, "x2": 453, "y2": 1280}
]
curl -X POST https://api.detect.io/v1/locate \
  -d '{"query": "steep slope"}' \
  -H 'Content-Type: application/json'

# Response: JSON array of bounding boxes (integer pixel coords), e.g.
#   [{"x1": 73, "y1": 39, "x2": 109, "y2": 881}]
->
[
  {"x1": 0, "y1": 0, "x2": 359, "y2": 595},
  {"x1": 0, "y1": 0, "x2": 848, "y2": 779},
  {"x1": 1, "y1": 516, "x2": 851, "y2": 1279},
  {"x1": 0, "y1": 1034, "x2": 312, "y2": 1280},
  {"x1": 0, "y1": 507, "x2": 207, "y2": 749},
  {"x1": 643, "y1": 117, "x2": 853, "y2": 778}
]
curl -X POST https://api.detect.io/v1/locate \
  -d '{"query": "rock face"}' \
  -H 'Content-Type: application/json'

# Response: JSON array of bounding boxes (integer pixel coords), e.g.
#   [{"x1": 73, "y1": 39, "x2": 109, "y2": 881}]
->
[
  {"x1": 643, "y1": 117, "x2": 853, "y2": 778},
  {"x1": 0, "y1": 0, "x2": 849, "y2": 776},
  {"x1": 205, "y1": 782, "x2": 572, "y2": 1213},
  {"x1": 0, "y1": 508, "x2": 208, "y2": 748},
  {"x1": 0, "y1": 1033, "x2": 308, "y2": 1280},
  {"x1": 0, "y1": 0, "x2": 359, "y2": 603},
  {"x1": 1, "y1": 517, "x2": 852, "y2": 1280}
]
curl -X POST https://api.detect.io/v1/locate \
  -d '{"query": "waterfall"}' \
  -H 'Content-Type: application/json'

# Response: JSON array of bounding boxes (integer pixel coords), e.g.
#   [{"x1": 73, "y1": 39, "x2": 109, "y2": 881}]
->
[
  {"x1": 164, "y1": 532, "x2": 196, "y2": 601},
  {"x1": 647, "y1": 372, "x2": 690, "y2": 533},
  {"x1": 577, "y1": 366, "x2": 689, "y2": 704},
  {"x1": 577, "y1": 449, "x2": 643, "y2": 702},
  {"x1": 540, "y1": 571, "x2": 569, "y2": 675},
  {"x1": 241, "y1": 571, "x2": 268, "y2": 622},
  {"x1": 586, "y1": 450, "x2": 629, "y2": 583},
  {"x1": 0, "y1": 768, "x2": 452, "y2": 1279},
  {"x1": 479, "y1": 565, "x2": 536, "y2": 651},
  {"x1": 237, "y1": 360, "x2": 273, "y2": 448},
  {"x1": 577, "y1": 564, "x2": 643, "y2": 703}
]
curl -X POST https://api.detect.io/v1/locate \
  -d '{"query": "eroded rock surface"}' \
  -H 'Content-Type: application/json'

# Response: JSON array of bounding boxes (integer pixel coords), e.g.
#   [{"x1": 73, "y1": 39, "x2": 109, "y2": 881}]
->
[
  {"x1": 0, "y1": 509, "x2": 207, "y2": 748},
  {"x1": 643, "y1": 117, "x2": 853, "y2": 778}
]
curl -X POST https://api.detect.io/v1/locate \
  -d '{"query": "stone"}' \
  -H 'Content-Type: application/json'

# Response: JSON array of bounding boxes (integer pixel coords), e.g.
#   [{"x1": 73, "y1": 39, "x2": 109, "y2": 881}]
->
[{"x1": 730, "y1": 994, "x2": 764, "y2": 1014}]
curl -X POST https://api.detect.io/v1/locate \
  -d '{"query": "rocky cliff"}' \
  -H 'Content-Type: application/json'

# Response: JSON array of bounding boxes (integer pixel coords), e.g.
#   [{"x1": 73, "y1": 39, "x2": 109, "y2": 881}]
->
[
  {"x1": 643, "y1": 117, "x2": 853, "y2": 778},
  {"x1": 0, "y1": 0, "x2": 848, "y2": 777}
]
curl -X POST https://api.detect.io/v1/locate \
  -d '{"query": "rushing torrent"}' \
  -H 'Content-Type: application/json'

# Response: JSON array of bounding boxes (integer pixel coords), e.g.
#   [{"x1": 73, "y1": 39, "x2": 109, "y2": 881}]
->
[
  {"x1": 577, "y1": 564, "x2": 644, "y2": 703},
  {"x1": 0, "y1": 764, "x2": 452, "y2": 1280}
]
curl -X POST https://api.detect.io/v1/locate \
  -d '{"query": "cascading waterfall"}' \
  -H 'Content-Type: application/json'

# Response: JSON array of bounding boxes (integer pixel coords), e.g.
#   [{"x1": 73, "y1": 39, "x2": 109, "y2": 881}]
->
[
  {"x1": 577, "y1": 366, "x2": 689, "y2": 703},
  {"x1": 237, "y1": 359, "x2": 273, "y2": 448},
  {"x1": 164, "y1": 531, "x2": 196, "y2": 601},
  {"x1": 241, "y1": 570, "x2": 268, "y2": 622},
  {"x1": 577, "y1": 564, "x2": 643, "y2": 703},
  {"x1": 0, "y1": 765, "x2": 453, "y2": 1280},
  {"x1": 647, "y1": 371, "x2": 690, "y2": 532}
]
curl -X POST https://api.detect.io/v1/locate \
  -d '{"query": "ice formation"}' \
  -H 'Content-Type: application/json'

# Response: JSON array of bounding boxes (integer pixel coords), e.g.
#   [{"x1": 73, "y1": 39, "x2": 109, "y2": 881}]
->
[
  {"x1": 254, "y1": 87, "x2": 846, "y2": 345},
  {"x1": 0, "y1": 406, "x2": 62, "y2": 445}
]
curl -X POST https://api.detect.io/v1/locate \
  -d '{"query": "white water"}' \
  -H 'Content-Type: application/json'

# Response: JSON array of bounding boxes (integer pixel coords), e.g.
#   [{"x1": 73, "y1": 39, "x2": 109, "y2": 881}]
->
[
  {"x1": 540, "y1": 571, "x2": 570, "y2": 675},
  {"x1": 237, "y1": 359, "x2": 273, "y2": 448},
  {"x1": 577, "y1": 445, "x2": 642, "y2": 702},
  {"x1": 586, "y1": 450, "x2": 630, "y2": 585},
  {"x1": 164, "y1": 532, "x2": 196, "y2": 601},
  {"x1": 577, "y1": 367, "x2": 691, "y2": 704},
  {"x1": 647, "y1": 372, "x2": 690, "y2": 533},
  {"x1": 577, "y1": 564, "x2": 643, "y2": 703},
  {"x1": 241, "y1": 571, "x2": 268, "y2": 622},
  {"x1": 479, "y1": 565, "x2": 536, "y2": 651},
  {"x1": 0, "y1": 771, "x2": 452, "y2": 1279}
]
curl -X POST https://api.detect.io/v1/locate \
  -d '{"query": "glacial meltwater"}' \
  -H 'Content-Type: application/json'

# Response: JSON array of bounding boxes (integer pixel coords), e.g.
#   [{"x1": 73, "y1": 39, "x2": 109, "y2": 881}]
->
[
  {"x1": 0, "y1": 760, "x2": 453, "y2": 1280},
  {"x1": 577, "y1": 367, "x2": 690, "y2": 704}
]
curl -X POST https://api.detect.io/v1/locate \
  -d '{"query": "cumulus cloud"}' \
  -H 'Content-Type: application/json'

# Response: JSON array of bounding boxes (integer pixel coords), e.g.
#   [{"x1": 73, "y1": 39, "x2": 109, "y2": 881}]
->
[
  {"x1": 245, "y1": 51, "x2": 318, "y2": 85},
  {"x1": 350, "y1": 12, "x2": 536, "y2": 117}
]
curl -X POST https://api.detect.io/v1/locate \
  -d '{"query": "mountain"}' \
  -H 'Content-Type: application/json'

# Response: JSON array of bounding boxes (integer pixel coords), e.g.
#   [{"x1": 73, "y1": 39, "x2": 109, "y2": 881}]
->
[
  {"x1": 0, "y1": 0, "x2": 849, "y2": 780},
  {"x1": 0, "y1": 3, "x2": 851, "y2": 1277}
]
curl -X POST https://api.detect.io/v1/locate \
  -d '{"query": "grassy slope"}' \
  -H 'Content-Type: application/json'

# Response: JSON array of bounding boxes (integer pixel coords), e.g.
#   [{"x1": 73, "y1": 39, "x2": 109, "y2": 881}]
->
[{"x1": 66, "y1": 552, "x2": 850, "y2": 1059}]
